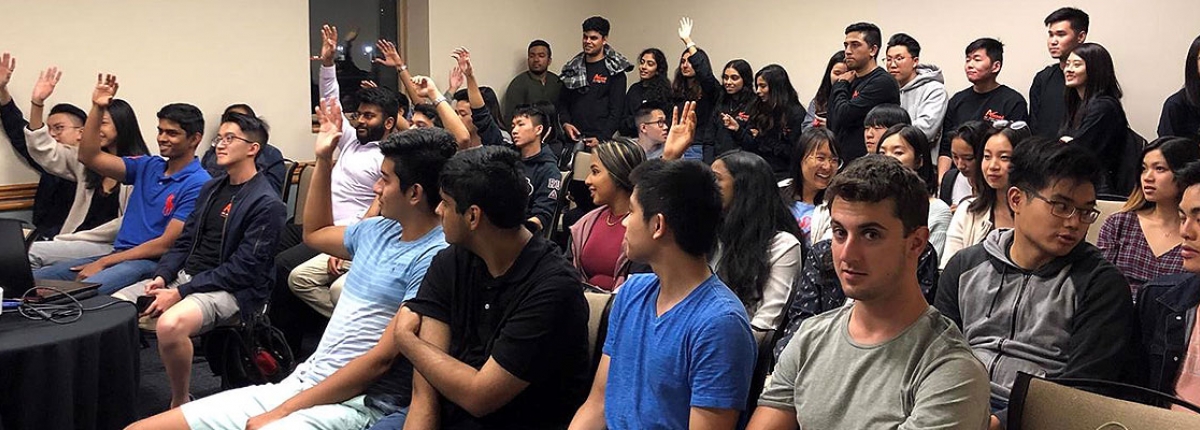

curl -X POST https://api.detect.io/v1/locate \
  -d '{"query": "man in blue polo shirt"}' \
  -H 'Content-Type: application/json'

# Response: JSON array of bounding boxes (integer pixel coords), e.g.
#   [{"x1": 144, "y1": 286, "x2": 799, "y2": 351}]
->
[{"x1": 34, "y1": 74, "x2": 210, "y2": 294}]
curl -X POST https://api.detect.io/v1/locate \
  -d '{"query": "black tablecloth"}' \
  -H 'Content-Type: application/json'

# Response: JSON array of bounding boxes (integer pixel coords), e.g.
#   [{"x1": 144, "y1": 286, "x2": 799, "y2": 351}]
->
[{"x1": 0, "y1": 295, "x2": 139, "y2": 430}]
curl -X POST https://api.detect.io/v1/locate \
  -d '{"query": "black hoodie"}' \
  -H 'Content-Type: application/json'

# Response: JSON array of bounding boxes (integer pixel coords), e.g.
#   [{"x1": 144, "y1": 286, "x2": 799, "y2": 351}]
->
[
  {"x1": 521, "y1": 146, "x2": 562, "y2": 231},
  {"x1": 828, "y1": 66, "x2": 901, "y2": 163}
]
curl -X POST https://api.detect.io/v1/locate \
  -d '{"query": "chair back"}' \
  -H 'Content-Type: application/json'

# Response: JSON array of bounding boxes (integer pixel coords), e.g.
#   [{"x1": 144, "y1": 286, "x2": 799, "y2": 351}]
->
[
  {"x1": 1008, "y1": 372, "x2": 1200, "y2": 429},
  {"x1": 1086, "y1": 199, "x2": 1127, "y2": 245},
  {"x1": 292, "y1": 164, "x2": 315, "y2": 226}
]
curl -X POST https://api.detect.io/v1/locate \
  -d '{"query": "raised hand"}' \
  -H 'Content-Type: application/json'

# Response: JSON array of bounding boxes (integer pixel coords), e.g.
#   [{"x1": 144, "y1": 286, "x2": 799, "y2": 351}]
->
[
  {"x1": 664, "y1": 101, "x2": 698, "y2": 159},
  {"x1": 678, "y1": 17, "x2": 694, "y2": 43},
  {"x1": 451, "y1": 47, "x2": 473, "y2": 77},
  {"x1": 447, "y1": 66, "x2": 464, "y2": 92},
  {"x1": 92, "y1": 73, "x2": 118, "y2": 107},
  {"x1": 32, "y1": 67, "x2": 62, "y2": 105},
  {"x1": 0, "y1": 52, "x2": 14, "y2": 91},
  {"x1": 312, "y1": 24, "x2": 338, "y2": 66},
  {"x1": 313, "y1": 96, "x2": 343, "y2": 160},
  {"x1": 360, "y1": 80, "x2": 378, "y2": 89},
  {"x1": 411, "y1": 75, "x2": 441, "y2": 101},
  {"x1": 373, "y1": 39, "x2": 405, "y2": 69}
]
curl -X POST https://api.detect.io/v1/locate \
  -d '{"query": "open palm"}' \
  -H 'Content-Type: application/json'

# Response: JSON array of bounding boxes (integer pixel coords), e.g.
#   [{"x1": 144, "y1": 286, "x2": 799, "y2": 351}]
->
[{"x1": 314, "y1": 97, "x2": 343, "y2": 159}]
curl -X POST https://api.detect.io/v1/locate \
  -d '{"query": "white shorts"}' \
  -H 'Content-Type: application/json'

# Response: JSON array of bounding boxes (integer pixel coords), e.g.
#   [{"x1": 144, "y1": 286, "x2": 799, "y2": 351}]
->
[{"x1": 179, "y1": 376, "x2": 383, "y2": 430}]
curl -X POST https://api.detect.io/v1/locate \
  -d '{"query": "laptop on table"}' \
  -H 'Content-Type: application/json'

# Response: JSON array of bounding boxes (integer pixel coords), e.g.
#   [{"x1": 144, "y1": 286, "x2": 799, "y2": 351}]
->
[{"x1": 0, "y1": 218, "x2": 100, "y2": 302}]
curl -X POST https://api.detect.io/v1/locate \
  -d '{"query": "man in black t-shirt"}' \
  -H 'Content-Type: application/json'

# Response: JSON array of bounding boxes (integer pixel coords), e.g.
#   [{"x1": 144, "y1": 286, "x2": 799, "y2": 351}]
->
[
  {"x1": 1030, "y1": 7, "x2": 1089, "y2": 138},
  {"x1": 828, "y1": 22, "x2": 901, "y2": 164},
  {"x1": 398, "y1": 146, "x2": 588, "y2": 429},
  {"x1": 112, "y1": 113, "x2": 286, "y2": 409},
  {"x1": 559, "y1": 16, "x2": 632, "y2": 146},
  {"x1": 938, "y1": 38, "x2": 1028, "y2": 183}
]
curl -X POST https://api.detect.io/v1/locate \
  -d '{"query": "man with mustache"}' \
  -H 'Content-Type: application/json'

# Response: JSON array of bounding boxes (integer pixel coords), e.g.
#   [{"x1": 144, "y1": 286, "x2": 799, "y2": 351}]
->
[
  {"x1": 937, "y1": 139, "x2": 1135, "y2": 429},
  {"x1": 502, "y1": 40, "x2": 560, "y2": 126}
]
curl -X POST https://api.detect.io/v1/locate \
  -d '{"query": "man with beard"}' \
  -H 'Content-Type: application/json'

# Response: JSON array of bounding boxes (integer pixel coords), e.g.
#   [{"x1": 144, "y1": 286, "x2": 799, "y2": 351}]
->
[{"x1": 503, "y1": 40, "x2": 560, "y2": 125}]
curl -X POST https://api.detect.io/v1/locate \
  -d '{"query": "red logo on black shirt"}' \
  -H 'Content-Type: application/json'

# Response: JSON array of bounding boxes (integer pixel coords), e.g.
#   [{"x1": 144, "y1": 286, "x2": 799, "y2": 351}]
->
[
  {"x1": 736, "y1": 112, "x2": 749, "y2": 122},
  {"x1": 984, "y1": 109, "x2": 1006, "y2": 121},
  {"x1": 852, "y1": 90, "x2": 860, "y2": 99},
  {"x1": 591, "y1": 74, "x2": 608, "y2": 84},
  {"x1": 221, "y1": 202, "x2": 232, "y2": 218},
  {"x1": 163, "y1": 193, "x2": 176, "y2": 216}
]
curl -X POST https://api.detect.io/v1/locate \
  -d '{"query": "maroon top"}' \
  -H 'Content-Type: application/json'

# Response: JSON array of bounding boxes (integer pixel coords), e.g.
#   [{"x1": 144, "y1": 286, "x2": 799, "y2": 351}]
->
[{"x1": 580, "y1": 208, "x2": 627, "y2": 291}]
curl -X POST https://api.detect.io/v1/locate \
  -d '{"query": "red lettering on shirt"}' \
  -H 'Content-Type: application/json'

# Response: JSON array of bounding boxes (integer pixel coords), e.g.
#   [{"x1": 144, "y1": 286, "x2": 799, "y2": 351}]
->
[
  {"x1": 162, "y1": 193, "x2": 176, "y2": 216},
  {"x1": 221, "y1": 202, "x2": 232, "y2": 218},
  {"x1": 736, "y1": 112, "x2": 749, "y2": 122},
  {"x1": 983, "y1": 109, "x2": 1006, "y2": 121},
  {"x1": 852, "y1": 90, "x2": 860, "y2": 99},
  {"x1": 592, "y1": 74, "x2": 608, "y2": 84}
]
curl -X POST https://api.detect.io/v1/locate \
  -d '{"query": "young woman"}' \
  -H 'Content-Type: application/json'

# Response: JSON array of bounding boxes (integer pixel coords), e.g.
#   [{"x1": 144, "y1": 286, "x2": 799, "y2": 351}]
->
[
  {"x1": 940, "y1": 121, "x2": 1032, "y2": 268},
  {"x1": 672, "y1": 17, "x2": 721, "y2": 160},
  {"x1": 802, "y1": 51, "x2": 848, "y2": 132},
  {"x1": 876, "y1": 124, "x2": 952, "y2": 256},
  {"x1": 1158, "y1": 35, "x2": 1200, "y2": 140},
  {"x1": 569, "y1": 139, "x2": 646, "y2": 291},
  {"x1": 937, "y1": 121, "x2": 989, "y2": 208},
  {"x1": 1061, "y1": 42, "x2": 1129, "y2": 195},
  {"x1": 725, "y1": 64, "x2": 808, "y2": 179},
  {"x1": 783, "y1": 127, "x2": 839, "y2": 243},
  {"x1": 25, "y1": 90, "x2": 147, "y2": 268},
  {"x1": 621, "y1": 48, "x2": 671, "y2": 137},
  {"x1": 711, "y1": 151, "x2": 802, "y2": 343},
  {"x1": 712, "y1": 59, "x2": 755, "y2": 156},
  {"x1": 1098, "y1": 137, "x2": 1198, "y2": 300}
]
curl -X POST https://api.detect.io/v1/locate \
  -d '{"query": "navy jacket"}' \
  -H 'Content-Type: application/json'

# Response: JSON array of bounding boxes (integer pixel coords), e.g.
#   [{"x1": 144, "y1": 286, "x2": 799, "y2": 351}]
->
[
  {"x1": 153, "y1": 171, "x2": 286, "y2": 319},
  {"x1": 1137, "y1": 273, "x2": 1200, "y2": 399}
]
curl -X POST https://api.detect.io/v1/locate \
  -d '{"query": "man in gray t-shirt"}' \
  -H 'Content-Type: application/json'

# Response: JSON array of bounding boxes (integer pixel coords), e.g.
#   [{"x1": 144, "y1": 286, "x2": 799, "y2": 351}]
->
[{"x1": 748, "y1": 155, "x2": 991, "y2": 430}]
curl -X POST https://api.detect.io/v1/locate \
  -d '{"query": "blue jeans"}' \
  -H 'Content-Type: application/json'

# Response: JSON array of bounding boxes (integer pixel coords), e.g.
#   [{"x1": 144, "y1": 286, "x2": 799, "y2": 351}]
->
[
  {"x1": 367, "y1": 410, "x2": 408, "y2": 430},
  {"x1": 33, "y1": 254, "x2": 159, "y2": 294}
]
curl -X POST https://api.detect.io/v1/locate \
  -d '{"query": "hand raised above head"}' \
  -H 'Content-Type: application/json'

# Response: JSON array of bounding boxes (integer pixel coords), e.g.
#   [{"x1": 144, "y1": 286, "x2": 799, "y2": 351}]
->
[
  {"x1": 677, "y1": 17, "x2": 694, "y2": 42},
  {"x1": 312, "y1": 24, "x2": 338, "y2": 65},
  {"x1": 92, "y1": 73, "x2": 119, "y2": 107},
  {"x1": 32, "y1": 67, "x2": 62, "y2": 104},
  {"x1": 0, "y1": 52, "x2": 15, "y2": 90},
  {"x1": 411, "y1": 75, "x2": 441, "y2": 101},
  {"x1": 451, "y1": 46, "x2": 474, "y2": 77},
  {"x1": 373, "y1": 39, "x2": 405, "y2": 69},
  {"x1": 313, "y1": 96, "x2": 343, "y2": 160}
]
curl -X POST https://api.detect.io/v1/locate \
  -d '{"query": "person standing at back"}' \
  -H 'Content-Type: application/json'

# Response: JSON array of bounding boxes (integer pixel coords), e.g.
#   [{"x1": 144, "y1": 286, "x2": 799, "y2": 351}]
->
[
  {"x1": 937, "y1": 38, "x2": 1028, "y2": 183},
  {"x1": 828, "y1": 22, "x2": 900, "y2": 164},
  {"x1": 1030, "y1": 7, "x2": 1089, "y2": 138},
  {"x1": 560, "y1": 16, "x2": 632, "y2": 147},
  {"x1": 502, "y1": 40, "x2": 561, "y2": 125}
]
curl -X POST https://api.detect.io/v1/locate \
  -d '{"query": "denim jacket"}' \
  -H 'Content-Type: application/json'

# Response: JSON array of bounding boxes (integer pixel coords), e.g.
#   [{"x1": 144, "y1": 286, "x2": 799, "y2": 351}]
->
[{"x1": 1137, "y1": 273, "x2": 1200, "y2": 398}]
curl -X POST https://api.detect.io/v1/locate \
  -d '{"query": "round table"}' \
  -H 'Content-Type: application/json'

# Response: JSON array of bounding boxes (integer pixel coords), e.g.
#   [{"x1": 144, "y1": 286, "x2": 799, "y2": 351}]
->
[{"x1": 0, "y1": 295, "x2": 139, "y2": 430}]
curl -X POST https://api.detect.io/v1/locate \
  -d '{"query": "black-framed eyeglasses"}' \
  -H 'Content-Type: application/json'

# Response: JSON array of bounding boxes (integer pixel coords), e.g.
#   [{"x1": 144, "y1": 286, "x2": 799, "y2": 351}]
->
[
  {"x1": 1025, "y1": 189, "x2": 1100, "y2": 224},
  {"x1": 211, "y1": 135, "x2": 256, "y2": 146},
  {"x1": 49, "y1": 125, "x2": 83, "y2": 134},
  {"x1": 641, "y1": 119, "x2": 667, "y2": 128},
  {"x1": 991, "y1": 119, "x2": 1029, "y2": 130}
]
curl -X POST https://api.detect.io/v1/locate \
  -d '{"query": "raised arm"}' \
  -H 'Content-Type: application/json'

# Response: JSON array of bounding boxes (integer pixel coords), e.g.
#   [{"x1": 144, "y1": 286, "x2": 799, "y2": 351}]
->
[
  {"x1": 374, "y1": 39, "x2": 426, "y2": 105},
  {"x1": 663, "y1": 101, "x2": 698, "y2": 160},
  {"x1": 412, "y1": 76, "x2": 471, "y2": 149},
  {"x1": 302, "y1": 96, "x2": 351, "y2": 259},
  {"x1": 78, "y1": 74, "x2": 128, "y2": 181},
  {"x1": 25, "y1": 67, "x2": 83, "y2": 180},
  {"x1": 0, "y1": 52, "x2": 43, "y2": 173},
  {"x1": 454, "y1": 47, "x2": 504, "y2": 147}
]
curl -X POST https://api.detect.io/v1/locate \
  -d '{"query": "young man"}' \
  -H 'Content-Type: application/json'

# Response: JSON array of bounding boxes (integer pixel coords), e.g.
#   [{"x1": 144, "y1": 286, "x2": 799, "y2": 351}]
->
[
  {"x1": 199, "y1": 106, "x2": 287, "y2": 195},
  {"x1": 559, "y1": 16, "x2": 632, "y2": 146},
  {"x1": 1139, "y1": 160, "x2": 1200, "y2": 410},
  {"x1": 34, "y1": 75, "x2": 211, "y2": 294},
  {"x1": 747, "y1": 155, "x2": 990, "y2": 429},
  {"x1": 828, "y1": 22, "x2": 901, "y2": 164},
  {"x1": 632, "y1": 103, "x2": 668, "y2": 158},
  {"x1": 0, "y1": 53, "x2": 77, "y2": 241},
  {"x1": 127, "y1": 101, "x2": 454, "y2": 430},
  {"x1": 863, "y1": 103, "x2": 910, "y2": 154},
  {"x1": 887, "y1": 33, "x2": 948, "y2": 146},
  {"x1": 510, "y1": 106, "x2": 562, "y2": 233},
  {"x1": 937, "y1": 139, "x2": 1135, "y2": 429},
  {"x1": 503, "y1": 40, "x2": 561, "y2": 125},
  {"x1": 571, "y1": 159, "x2": 757, "y2": 429},
  {"x1": 112, "y1": 113, "x2": 286, "y2": 409},
  {"x1": 1029, "y1": 7, "x2": 1089, "y2": 138},
  {"x1": 937, "y1": 38, "x2": 1028, "y2": 182}
]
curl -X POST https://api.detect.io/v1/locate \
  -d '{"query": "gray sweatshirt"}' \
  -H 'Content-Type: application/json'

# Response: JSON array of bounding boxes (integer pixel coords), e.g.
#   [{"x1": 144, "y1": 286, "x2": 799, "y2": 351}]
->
[{"x1": 899, "y1": 64, "x2": 949, "y2": 154}]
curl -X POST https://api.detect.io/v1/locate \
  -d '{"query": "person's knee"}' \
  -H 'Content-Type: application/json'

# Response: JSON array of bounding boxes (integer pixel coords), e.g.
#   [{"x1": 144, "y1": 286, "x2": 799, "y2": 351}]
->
[{"x1": 156, "y1": 308, "x2": 200, "y2": 341}]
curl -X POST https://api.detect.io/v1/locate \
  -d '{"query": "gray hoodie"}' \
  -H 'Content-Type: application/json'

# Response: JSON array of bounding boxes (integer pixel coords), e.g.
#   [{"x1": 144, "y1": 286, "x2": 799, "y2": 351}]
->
[
  {"x1": 898, "y1": 64, "x2": 949, "y2": 151},
  {"x1": 935, "y1": 229, "x2": 1135, "y2": 406}
]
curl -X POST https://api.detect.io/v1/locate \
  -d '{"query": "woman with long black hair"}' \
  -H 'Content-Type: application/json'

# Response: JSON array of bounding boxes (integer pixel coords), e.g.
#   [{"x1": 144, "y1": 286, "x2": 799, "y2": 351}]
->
[
  {"x1": 1060, "y1": 42, "x2": 1129, "y2": 195},
  {"x1": 620, "y1": 48, "x2": 671, "y2": 137},
  {"x1": 1158, "y1": 34, "x2": 1200, "y2": 140},
  {"x1": 724, "y1": 64, "x2": 808, "y2": 179},
  {"x1": 803, "y1": 51, "x2": 848, "y2": 132},
  {"x1": 671, "y1": 17, "x2": 722, "y2": 160},
  {"x1": 24, "y1": 69, "x2": 148, "y2": 268},
  {"x1": 713, "y1": 59, "x2": 754, "y2": 156},
  {"x1": 711, "y1": 151, "x2": 802, "y2": 343}
]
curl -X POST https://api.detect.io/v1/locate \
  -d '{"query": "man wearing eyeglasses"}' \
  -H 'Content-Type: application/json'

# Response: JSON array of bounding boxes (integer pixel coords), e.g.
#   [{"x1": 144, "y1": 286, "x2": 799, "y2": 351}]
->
[
  {"x1": 633, "y1": 104, "x2": 668, "y2": 158},
  {"x1": 936, "y1": 139, "x2": 1135, "y2": 429},
  {"x1": 112, "y1": 112, "x2": 286, "y2": 410}
]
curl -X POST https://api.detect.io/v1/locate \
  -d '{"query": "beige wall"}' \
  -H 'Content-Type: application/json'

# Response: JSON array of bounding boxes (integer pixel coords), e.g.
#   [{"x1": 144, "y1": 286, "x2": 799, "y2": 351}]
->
[
  {"x1": 606, "y1": 0, "x2": 1200, "y2": 139},
  {"x1": 0, "y1": 0, "x2": 312, "y2": 186}
]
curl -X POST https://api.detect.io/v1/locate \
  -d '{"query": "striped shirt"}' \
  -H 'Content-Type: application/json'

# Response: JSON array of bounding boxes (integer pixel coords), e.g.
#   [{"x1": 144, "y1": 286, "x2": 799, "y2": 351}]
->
[{"x1": 287, "y1": 217, "x2": 447, "y2": 413}]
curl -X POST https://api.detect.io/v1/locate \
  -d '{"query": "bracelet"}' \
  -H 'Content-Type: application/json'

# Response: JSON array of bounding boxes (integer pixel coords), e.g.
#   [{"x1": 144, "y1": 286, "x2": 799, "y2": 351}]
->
[
  {"x1": 399, "y1": 64, "x2": 408, "y2": 72},
  {"x1": 432, "y1": 95, "x2": 447, "y2": 106},
  {"x1": 30, "y1": 100, "x2": 44, "y2": 107},
  {"x1": 685, "y1": 42, "x2": 696, "y2": 50}
]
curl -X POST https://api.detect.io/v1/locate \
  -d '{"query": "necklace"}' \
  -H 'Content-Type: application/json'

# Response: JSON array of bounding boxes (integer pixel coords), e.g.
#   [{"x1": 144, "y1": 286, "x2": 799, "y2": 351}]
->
[{"x1": 605, "y1": 209, "x2": 629, "y2": 226}]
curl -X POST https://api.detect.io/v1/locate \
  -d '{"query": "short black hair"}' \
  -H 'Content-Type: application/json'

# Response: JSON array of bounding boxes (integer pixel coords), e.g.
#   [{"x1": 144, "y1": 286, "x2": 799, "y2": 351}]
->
[
  {"x1": 864, "y1": 104, "x2": 911, "y2": 128},
  {"x1": 220, "y1": 112, "x2": 269, "y2": 148},
  {"x1": 157, "y1": 103, "x2": 205, "y2": 136},
  {"x1": 222, "y1": 103, "x2": 257, "y2": 118},
  {"x1": 396, "y1": 91, "x2": 410, "y2": 117},
  {"x1": 845, "y1": 22, "x2": 883, "y2": 56},
  {"x1": 381, "y1": 128, "x2": 458, "y2": 211},
  {"x1": 1008, "y1": 137, "x2": 1101, "y2": 194},
  {"x1": 439, "y1": 146, "x2": 528, "y2": 229},
  {"x1": 966, "y1": 38, "x2": 1004, "y2": 63},
  {"x1": 1177, "y1": 161, "x2": 1200, "y2": 192},
  {"x1": 48, "y1": 103, "x2": 86, "y2": 126},
  {"x1": 356, "y1": 87, "x2": 400, "y2": 121},
  {"x1": 529, "y1": 39, "x2": 552, "y2": 58},
  {"x1": 582, "y1": 16, "x2": 611, "y2": 37},
  {"x1": 1045, "y1": 7, "x2": 1089, "y2": 33},
  {"x1": 511, "y1": 105, "x2": 547, "y2": 128},
  {"x1": 412, "y1": 103, "x2": 441, "y2": 127},
  {"x1": 634, "y1": 102, "x2": 667, "y2": 125},
  {"x1": 887, "y1": 33, "x2": 921, "y2": 57},
  {"x1": 630, "y1": 159, "x2": 722, "y2": 257},
  {"x1": 825, "y1": 154, "x2": 929, "y2": 234},
  {"x1": 877, "y1": 124, "x2": 935, "y2": 195}
]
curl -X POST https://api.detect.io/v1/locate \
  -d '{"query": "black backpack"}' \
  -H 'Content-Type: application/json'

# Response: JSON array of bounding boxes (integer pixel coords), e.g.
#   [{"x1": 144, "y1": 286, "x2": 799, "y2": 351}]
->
[{"x1": 203, "y1": 313, "x2": 295, "y2": 390}]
